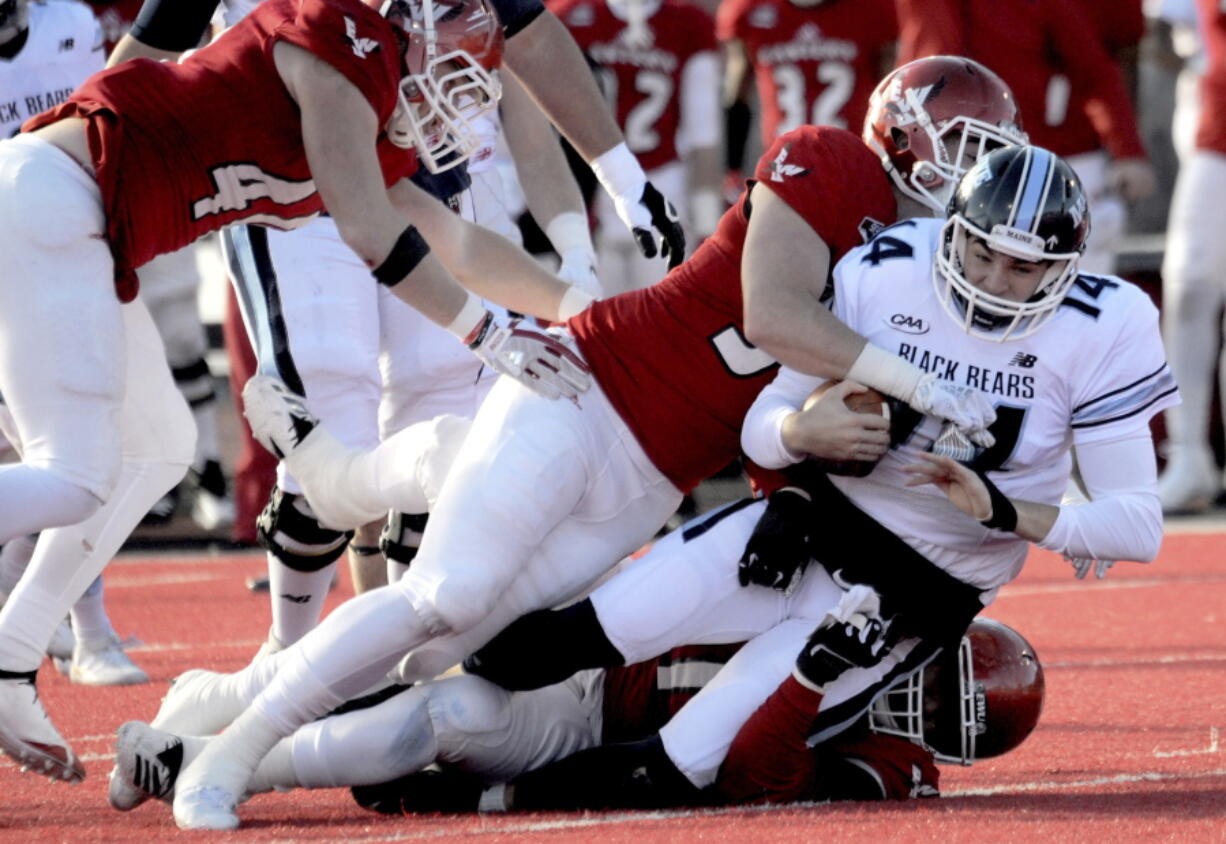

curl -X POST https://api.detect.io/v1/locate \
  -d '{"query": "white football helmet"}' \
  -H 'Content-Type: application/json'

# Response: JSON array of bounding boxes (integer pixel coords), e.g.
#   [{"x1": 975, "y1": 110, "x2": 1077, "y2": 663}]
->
[{"x1": 375, "y1": 0, "x2": 504, "y2": 173}]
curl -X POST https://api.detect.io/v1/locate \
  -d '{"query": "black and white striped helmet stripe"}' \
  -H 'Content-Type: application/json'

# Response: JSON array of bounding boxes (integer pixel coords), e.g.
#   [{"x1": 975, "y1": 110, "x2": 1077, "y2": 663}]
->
[{"x1": 1007, "y1": 147, "x2": 1056, "y2": 235}]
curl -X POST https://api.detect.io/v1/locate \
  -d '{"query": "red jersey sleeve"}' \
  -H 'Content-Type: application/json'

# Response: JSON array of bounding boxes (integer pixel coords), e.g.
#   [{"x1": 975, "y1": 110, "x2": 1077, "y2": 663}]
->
[
  {"x1": 274, "y1": 0, "x2": 404, "y2": 127},
  {"x1": 753, "y1": 126, "x2": 895, "y2": 258},
  {"x1": 716, "y1": 674, "x2": 823, "y2": 804}
]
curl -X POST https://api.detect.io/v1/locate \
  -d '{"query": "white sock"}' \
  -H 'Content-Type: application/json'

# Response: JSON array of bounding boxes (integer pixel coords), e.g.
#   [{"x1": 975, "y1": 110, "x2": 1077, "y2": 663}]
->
[
  {"x1": 250, "y1": 585, "x2": 432, "y2": 736},
  {"x1": 0, "y1": 459, "x2": 183, "y2": 669},
  {"x1": 0, "y1": 534, "x2": 36, "y2": 597},
  {"x1": 70, "y1": 576, "x2": 117, "y2": 647},
  {"x1": 245, "y1": 738, "x2": 298, "y2": 794},
  {"x1": 386, "y1": 559, "x2": 410, "y2": 584},
  {"x1": 267, "y1": 555, "x2": 336, "y2": 647}
]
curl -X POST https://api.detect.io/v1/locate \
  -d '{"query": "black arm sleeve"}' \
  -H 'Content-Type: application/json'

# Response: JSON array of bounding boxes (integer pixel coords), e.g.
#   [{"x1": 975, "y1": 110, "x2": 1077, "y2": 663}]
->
[
  {"x1": 129, "y1": 0, "x2": 220, "y2": 51},
  {"x1": 487, "y1": 0, "x2": 546, "y2": 38}
]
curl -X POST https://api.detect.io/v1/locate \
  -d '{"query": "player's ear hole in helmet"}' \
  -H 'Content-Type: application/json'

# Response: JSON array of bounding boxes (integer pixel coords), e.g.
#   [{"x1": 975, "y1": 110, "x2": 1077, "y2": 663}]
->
[
  {"x1": 864, "y1": 55, "x2": 1027, "y2": 214},
  {"x1": 373, "y1": 0, "x2": 505, "y2": 173},
  {"x1": 868, "y1": 617, "x2": 1045, "y2": 765},
  {"x1": 934, "y1": 145, "x2": 1091, "y2": 342}
]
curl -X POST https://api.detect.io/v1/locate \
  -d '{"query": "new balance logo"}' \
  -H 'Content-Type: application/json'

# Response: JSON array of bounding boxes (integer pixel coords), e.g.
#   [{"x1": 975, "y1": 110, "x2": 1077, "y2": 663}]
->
[
  {"x1": 58, "y1": 38, "x2": 75, "y2": 51},
  {"x1": 344, "y1": 17, "x2": 380, "y2": 59},
  {"x1": 280, "y1": 593, "x2": 312, "y2": 604},
  {"x1": 1009, "y1": 353, "x2": 1038, "y2": 368}
]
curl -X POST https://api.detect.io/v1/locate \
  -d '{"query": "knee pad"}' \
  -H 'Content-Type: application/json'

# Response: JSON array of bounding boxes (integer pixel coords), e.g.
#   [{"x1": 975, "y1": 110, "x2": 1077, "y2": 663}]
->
[
  {"x1": 426, "y1": 674, "x2": 512, "y2": 738},
  {"x1": 380, "y1": 512, "x2": 429, "y2": 566},
  {"x1": 257, "y1": 486, "x2": 353, "y2": 572}
]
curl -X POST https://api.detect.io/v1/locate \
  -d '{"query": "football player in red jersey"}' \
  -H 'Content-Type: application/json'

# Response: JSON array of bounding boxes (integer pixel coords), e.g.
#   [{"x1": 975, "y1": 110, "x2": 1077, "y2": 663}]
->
[
  {"x1": 895, "y1": 0, "x2": 1156, "y2": 274},
  {"x1": 550, "y1": 0, "x2": 723, "y2": 293},
  {"x1": 718, "y1": 0, "x2": 896, "y2": 150},
  {"x1": 0, "y1": 0, "x2": 598, "y2": 789},
  {"x1": 107, "y1": 619, "x2": 1042, "y2": 812},
  {"x1": 1159, "y1": 0, "x2": 1226, "y2": 513},
  {"x1": 152, "y1": 56, "x2": 1025, "y2": 830}
]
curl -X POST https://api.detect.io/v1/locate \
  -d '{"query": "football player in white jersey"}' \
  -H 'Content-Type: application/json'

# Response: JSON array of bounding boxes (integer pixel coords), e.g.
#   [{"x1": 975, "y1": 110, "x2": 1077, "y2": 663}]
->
[
  {"x1": 0, "y1": 0, "x2": 103, "y2": 139},
  {"x1": 454, "y1": 145, "x2": 1175, "y2": 793}
]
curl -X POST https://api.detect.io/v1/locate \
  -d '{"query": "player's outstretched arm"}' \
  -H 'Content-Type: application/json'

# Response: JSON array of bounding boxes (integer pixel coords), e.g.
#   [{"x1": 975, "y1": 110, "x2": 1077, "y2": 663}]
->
[
  {"x1": 388, "y1": 176, "x2": 593, "y2": 324},
  {"x1": 504, "y1": 10, "x2": 685, "y2": 267},
  {"x1": 500, "y1": 74, "x2": 600, "y2": 297}
]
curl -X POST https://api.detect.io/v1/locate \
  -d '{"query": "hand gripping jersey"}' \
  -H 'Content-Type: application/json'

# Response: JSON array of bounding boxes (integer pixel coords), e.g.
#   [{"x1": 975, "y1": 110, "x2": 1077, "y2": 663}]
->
[
  {"x1": 23, "y1": 0, "x2": 416, "y2": 302},
  {"x1": 0, "y1": 0, "x2": 103, "y2": 138},
  {"x1": 549, "y1": 0, "x2": 716, "y2": 172},
  {"x1": 568, "y1": 125, "x2": 896, "y2": 493},
  {"x1": 716, "y1": 0, "x2": 895, "y2": 145},
  {"x1": 824, "y1": 218, "x2": 1177, "y2": 589}
]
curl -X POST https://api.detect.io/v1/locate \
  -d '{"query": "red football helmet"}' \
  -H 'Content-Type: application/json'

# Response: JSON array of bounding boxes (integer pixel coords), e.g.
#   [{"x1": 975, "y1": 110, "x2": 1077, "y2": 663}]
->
[
  {"x1": 868, "y1": 618, "x2": 1045, "y2": 765},
  {"x1": 375, "y1": 0, "x2": 504, "y2": 173},
  {"x1": 863, "y1": 56, "x2": 1026, "y2": 213}
]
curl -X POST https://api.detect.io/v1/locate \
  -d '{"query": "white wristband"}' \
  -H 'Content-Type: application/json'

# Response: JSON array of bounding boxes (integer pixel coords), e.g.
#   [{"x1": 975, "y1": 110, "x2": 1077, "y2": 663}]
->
[
  {"x1": 558, "y1": 285, "x2": 597, "y2": 321},
  {"x1": 590, "y1": 141, "x2": 646, "y2": 201},
  {"x1": 846, "y1": 343, "x2": 925, "y2": 403},
  {"x1": 545, "y1": 211, "x2": 595, "y2": 258},
  {"x1": 446, "y1": 293, "x2": 489, "y2": 343}
]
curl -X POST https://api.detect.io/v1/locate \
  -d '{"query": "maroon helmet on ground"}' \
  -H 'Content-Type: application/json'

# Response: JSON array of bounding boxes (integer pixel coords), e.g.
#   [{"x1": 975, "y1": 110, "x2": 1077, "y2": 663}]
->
[
  {"x1": 373, "y1": 0, "x2": 504, "y2": 172},
  {"x1": 869, "y1": 617, "x2": 1045, "y2": 765},
  {"x1": 864, "y1": 56, "x2": 1026, "y2": 213}
]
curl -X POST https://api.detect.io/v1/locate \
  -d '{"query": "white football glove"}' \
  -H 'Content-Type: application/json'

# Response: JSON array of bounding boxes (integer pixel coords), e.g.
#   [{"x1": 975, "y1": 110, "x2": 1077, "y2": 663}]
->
[
  {"x1": 610, "y1": 181, "x2": 686, "y2": 269},
  {"x1": 908, "y1": 373, "x2": 996, "y2": 448},
  {"x1": 1065, "y1": 554, "x2": 1116, "y2": 580},
  {"x1": 470, "y1": 316, "x2": 592, "y2": 401},
  {"x1": 556, "y1": 247, "x2": 601, "y2": 299}
]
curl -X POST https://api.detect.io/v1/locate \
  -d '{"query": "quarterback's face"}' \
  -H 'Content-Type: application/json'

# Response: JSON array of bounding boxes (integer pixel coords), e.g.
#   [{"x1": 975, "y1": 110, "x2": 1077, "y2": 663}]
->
[{"x1": 964, "y1": 238, "x2": 1050, "y2": 303}]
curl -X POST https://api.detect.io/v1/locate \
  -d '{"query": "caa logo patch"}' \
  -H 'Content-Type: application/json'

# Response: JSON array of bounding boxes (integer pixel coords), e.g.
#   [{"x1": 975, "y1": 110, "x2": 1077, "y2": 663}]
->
[{"x1": 886, "y1": 313, "x2": 929, "y2": 335}]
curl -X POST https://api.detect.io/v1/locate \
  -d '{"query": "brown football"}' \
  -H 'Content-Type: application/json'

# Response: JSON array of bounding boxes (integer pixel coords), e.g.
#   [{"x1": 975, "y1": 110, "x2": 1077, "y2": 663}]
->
[{"x1": 801, "y1": 380, "x2": 890, "y2": 477}]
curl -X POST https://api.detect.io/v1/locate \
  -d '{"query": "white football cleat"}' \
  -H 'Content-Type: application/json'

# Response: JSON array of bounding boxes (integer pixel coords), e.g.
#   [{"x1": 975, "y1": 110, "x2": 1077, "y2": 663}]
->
[
  {"x1": 70, "y1": 636, "x2": 149, "y2": 687},
  {"x1": 45, "y1": 620, "x2": 76, "y2": 662},
  {"x1": 110, "y1": 721, "x2": 185, "y2": 809},
  {"x1": 173, "y1": 785, "x2": 241, "y2": 831},
  {"x1": 241, "y1": 375, "x2": 319, "y2": 460},
  {"x1": 0, "y1": 673, "x2": 85, "y2": 783},
  {"x1": 1158, "y1": 449, "x2": 1218, "y2": 514},
  {"x1": 173, "y1": 750, "x2": 254, "y2": 831},
  {"x1": 151, "y1": 669, "x2": 243, "y2": 737}
]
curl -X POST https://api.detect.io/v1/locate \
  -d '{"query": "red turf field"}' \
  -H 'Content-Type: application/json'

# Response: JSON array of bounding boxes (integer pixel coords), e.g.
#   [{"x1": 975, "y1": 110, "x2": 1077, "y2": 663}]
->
[{"x1": 2, "y1": 529, "x2": 1224, "y2": 842}]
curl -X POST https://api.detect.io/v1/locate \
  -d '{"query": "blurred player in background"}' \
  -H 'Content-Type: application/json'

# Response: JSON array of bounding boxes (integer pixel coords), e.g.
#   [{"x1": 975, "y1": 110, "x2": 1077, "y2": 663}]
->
[
  {"x1": 717, "y1": 0, "x2": 895, "y2": 196},
  {"x1": 896, "y1": 0, "x2": 1157, "y2": 275},
  {"x1": 552, "y1": 0, "x2": 723, "y2": 293},
  {"x1": 1158, "y1": 0, "x2": 1226, "y2": 513}
]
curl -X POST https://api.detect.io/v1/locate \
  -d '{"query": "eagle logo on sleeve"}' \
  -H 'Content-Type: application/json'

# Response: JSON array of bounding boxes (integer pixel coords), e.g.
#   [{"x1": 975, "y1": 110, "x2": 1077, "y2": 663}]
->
[
  {"x1": 769, "y1": 144, "x2": 810, "y2": 182},
  {"x1": 344, "y1": 16, "x2": 380, "y2": 59}
]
